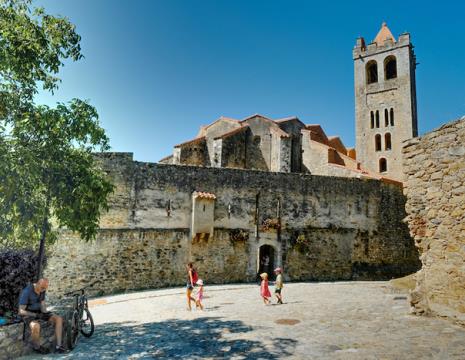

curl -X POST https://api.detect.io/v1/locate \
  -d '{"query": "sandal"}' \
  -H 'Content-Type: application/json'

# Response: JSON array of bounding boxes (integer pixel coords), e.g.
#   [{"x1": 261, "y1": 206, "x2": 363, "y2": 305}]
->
[{"x1": 55, "y1": 345, "x2": 67, "y2": 353}]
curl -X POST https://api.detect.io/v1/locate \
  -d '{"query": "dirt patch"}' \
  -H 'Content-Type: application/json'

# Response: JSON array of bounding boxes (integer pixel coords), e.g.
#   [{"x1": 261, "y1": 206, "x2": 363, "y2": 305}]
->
[
  {"x1": 88, "y1": 299, "x2": 108, "y2": 307},
  {"x1": 389, "y1": 274, "x2": 416, "y2": 292},
  {"x1": 275, "y1": 319, "x2": 301, "y2": 325}
]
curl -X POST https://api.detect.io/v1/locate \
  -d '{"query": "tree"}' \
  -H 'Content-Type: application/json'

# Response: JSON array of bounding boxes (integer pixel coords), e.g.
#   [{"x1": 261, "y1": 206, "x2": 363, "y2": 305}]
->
[
  {"x1": 0, "y1": 0, "x2": 114, "y2": 279},
  {"x1": 0, "y1": 0, "x2": 82, "y2": 118}
]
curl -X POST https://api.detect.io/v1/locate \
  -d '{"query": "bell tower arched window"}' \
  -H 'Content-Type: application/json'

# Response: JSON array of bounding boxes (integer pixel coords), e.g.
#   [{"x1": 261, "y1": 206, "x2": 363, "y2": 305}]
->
[
  {"x1": 379, "y1": 158, "x2": 387, "y2": 173},
  {"x1": 375, "y1": 134, "x2": 381, "y2": 151},
  {"x1": 384, "y1": 109, "x2": 389, "y2": 127},
  {"x1": 390, "y1": 108, "x2": 395, "y2": 126},
  {"x1": 375, "y1": 111, "x2": 380, "y2": 128},
  {"x1": 370, "y1": 111, "x2": 374, "y2": 129},
  {"x1": 384, "y1": 56, "x2": 397, "y2": 80},
  {"x1": 366, "y1": 60, "x2": 378, "y2": 84},
  {"x1": 385, "y1": 133, "x2": 391, "y2": 150}
]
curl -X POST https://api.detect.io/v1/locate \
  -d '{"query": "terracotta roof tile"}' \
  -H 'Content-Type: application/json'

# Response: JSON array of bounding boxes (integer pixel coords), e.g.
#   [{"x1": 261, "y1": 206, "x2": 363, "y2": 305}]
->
[
  {"x1": 328, "y1": 136, "x2": 347, "y2": 154},
  {"x1": 306, "y1": 124, "x2": 329, "y2": 145},
  {"x1": 374, "y1": 22, "x2": 396, "y2": 46},
  {"x1": 193, "y1": 191, "x2": 216, "y2": 200}
]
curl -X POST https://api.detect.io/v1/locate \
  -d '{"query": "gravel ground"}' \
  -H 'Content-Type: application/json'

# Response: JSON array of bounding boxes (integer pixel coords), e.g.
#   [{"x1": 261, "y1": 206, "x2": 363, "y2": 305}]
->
[{"x1": 20, "y1": 281, "x2": 465, "y2": 359}]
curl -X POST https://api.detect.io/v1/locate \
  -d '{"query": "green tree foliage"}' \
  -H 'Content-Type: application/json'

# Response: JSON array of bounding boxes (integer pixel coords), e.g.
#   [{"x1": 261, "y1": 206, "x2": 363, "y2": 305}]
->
[
  {"x1": 0, "y1": 0, "x2": 114, "y2": 266},
  {"x1": 0, "y1": 0, "x2": 82, "y2": 119}
]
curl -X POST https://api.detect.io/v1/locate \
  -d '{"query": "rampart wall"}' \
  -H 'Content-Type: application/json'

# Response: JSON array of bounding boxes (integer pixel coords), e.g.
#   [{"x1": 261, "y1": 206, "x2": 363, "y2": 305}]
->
[
  {"x1": 403, "y1": 117, "x2": 465, "y2": 324},
  {"x1": 45, "y1": 153, "x2": 419, "y2": 297}
]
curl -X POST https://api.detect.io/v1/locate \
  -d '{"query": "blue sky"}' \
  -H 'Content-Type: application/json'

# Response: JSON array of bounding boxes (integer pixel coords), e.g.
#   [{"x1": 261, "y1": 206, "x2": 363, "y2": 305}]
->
[{"x1": 36, "y1": 0, "x2": 465, "y2": 162}]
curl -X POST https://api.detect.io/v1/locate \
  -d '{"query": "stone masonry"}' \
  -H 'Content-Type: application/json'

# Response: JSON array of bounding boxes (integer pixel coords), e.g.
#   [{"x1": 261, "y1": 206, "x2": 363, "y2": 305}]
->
[
  {"x1": 44, "y1": 153, "x2": 419, "y2": 298},
  {"x1": 403, "y1": 117, "x2": 465, "y2": 324}
]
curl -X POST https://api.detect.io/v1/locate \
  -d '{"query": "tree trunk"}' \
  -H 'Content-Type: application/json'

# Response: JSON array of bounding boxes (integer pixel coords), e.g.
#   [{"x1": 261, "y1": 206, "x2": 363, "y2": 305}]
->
[
  {"x1": 36, "y1": 195, "x2": 50, "y2": 281},
  {"x1": 36, "y1": 214, "x2": 48, "y2": 281}
]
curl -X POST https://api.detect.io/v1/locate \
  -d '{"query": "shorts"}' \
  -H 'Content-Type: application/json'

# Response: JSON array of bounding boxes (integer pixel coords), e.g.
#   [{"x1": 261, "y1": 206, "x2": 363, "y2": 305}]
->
[
  {"x1": 21, "y1": 312, "x2": 52, "y2": 325},
  {"x1": 186, "y1": 283, "x2": 194, "y2": 290},
  {"x1": 275, "y1": 288, "x2": 282, "y2": 294}
]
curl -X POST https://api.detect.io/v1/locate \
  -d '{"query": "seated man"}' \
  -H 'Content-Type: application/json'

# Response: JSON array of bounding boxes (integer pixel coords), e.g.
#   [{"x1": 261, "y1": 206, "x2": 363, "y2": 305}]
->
[{"x1": 18, "y1": 278, "x2": 65, "y2": 354}]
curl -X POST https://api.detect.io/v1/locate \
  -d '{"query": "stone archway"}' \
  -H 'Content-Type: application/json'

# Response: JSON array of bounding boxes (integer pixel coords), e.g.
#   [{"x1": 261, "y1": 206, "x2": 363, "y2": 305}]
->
[{"x1": 257, "y1": 244, "x2": 276, "y2": 280}]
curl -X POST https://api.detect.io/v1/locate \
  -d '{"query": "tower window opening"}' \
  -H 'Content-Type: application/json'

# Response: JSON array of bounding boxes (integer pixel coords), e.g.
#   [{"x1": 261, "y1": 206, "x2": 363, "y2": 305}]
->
[
  {"x1": 384, "y1": 109, "x2": 389, "y2": 127},
  {"x1": 375, "y1": 110, "x2": 380, "y2": 128},
  {"x1": 370, "y1": 111, "x2": 374, "y2": 129},
  {"x1": 385, "y1": 133, "x2": 392, "y2": 150},
  {"x1": 375, "y1": 134, "x2": 382, "y2": 151},
  {"x1": 379, "y1": 158, "x2": 387, "y2": 173},
  {"x1": 366, "y1": 60, "x2": 378, "y2": 84},
  {"x1": 390, "y1": 108, "x2": 395, "y2": 126},
  {"x1": 384, "y1": 56, "x2": 397, "y2": 80}
]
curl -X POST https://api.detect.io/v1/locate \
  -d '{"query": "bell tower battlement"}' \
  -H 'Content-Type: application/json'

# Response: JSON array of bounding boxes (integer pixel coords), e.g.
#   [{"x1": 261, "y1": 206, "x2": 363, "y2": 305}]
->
[{"x1": 353, "y1": 23, "x2": 418, "y2": 181}]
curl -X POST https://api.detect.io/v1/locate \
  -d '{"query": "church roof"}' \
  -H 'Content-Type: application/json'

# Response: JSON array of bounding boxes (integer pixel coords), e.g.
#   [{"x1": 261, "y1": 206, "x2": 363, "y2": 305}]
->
[
  {"x1": 214, "y1": 125, "x2": 249, "y2": 140},
  {"x1": 196, "y1": 116, "x2": 240, "y2": 138},
  {"x1": 306, "y1": 124, "x2": 329, "y2": 145},
  {"x1": 374, "y1": 22, "x2": 396, "y2": 46},
  {"x1": 174, "y1": 136, "x2": 206, "y2": 148},
  {"x1": 328, "y1": 136, "x2": 347, "y2": 155},
  {"x1": 240, "y1": 114, "x2": 272, "y2": 122}
]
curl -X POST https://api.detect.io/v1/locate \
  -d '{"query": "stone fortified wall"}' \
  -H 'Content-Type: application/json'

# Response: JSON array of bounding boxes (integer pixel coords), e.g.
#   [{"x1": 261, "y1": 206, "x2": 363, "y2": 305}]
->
[
  {"x1": 403, "y1": 117, "x2": 465, "y2": 324},
  {"x1": 45, "y1": 153, "x2": 419, "y2": 297}
]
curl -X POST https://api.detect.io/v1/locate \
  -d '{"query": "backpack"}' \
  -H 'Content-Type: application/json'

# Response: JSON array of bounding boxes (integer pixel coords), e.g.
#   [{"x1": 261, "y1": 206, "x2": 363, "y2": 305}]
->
[{"x1": 191, "y1": 269, "x2": 199, "y2": 284}]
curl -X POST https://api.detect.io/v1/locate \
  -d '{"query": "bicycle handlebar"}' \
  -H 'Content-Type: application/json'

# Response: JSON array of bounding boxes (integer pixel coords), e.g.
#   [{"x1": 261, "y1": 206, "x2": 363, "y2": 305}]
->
[{"x1": 64, "y1": 281, "x2": 99, "y2": 296}]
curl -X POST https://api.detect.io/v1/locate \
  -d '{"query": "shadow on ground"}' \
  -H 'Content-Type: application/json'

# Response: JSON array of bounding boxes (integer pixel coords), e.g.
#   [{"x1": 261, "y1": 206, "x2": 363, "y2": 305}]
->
[{"x1": 23, "y1": 316, "x2": 297, "y2": 359}]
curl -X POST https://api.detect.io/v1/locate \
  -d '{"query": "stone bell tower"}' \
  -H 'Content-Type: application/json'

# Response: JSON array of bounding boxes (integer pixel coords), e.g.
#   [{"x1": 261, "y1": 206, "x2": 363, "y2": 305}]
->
[{"x1": 353, "y1": 22, "x2": 418, "y2": 181}]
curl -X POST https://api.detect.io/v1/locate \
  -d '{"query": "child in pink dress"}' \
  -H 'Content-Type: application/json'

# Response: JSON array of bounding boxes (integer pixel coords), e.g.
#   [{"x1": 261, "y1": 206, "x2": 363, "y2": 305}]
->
[
  {"x1": 260, "y1": 273, "x2": 271, "y2": 304},
  {"x1": 195, "y1": 279, "x2": 204, "y2": 310}
]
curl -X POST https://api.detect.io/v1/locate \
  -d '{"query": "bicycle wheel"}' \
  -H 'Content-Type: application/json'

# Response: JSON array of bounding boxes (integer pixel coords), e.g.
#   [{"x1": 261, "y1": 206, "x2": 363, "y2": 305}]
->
[
  {"x1": 80, "y1": 308, "x2": 94, "y2": 337},
  {"x1": 66, "y1": 310, "x2": 80, "y2": 349}
]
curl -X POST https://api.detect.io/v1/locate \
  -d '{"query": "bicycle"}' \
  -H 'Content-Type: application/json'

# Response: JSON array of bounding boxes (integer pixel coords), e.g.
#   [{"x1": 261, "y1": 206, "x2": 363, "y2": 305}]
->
[{"x1": 64, "y1": 285, "x2": 95, "y2": 349}]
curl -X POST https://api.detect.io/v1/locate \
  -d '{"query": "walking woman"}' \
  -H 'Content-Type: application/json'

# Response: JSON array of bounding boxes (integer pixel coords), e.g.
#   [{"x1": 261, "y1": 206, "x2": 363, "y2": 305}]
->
[{"x1": 186, "y1": 262, "x2": 198, "y2": 311}]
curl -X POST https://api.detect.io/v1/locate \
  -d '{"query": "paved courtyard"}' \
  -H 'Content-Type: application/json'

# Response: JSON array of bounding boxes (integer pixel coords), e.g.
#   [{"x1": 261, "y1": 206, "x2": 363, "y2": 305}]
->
[{"x1": 21, "y1": 281, "x2": 465, "y2": 359}]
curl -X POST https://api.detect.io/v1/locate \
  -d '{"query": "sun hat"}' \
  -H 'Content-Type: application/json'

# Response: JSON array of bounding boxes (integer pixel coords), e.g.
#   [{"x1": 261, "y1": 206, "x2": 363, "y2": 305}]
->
[
  {"x1": 274, "y1": 267, "x2": 282, "y2": 273},
  {"x1": 196, "y1": 279, "x2": 204, "y2": 286},
  {"x1": 260, "y1": 273, "x2": 268, "y2": 279}
]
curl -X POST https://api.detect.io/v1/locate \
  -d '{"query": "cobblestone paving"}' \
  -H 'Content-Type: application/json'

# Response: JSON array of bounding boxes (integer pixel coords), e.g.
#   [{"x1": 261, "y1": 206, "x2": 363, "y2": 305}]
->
[{"x1": 21, "y1": 282, "x2": 465, "y2": 359}]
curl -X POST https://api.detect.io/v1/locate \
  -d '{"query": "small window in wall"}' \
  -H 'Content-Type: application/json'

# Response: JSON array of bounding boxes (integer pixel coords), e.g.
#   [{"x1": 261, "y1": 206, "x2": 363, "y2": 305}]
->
[
  {"x1": 370, "y1": 111, "x2": 374, "y2": 129},
  {"x1": 384, "y1": 109, "x2": 389, "y2": 127},
  {"x1": 384, "y1": 55, "x2": 397, "y2": 80},
  {"x1": 375, "y1": 134, "x2": 381, "y2": 151},
  {"x1": 385, "y1": 133, "x2": 392, "y2": 150},
  {"x1": 379, "y1": 158, "x2": 387, "y2": 172},
  {"x1": 390, "y1": 108, "x2": 395, "y2": 126},
  {"x1": 375, "y1": 111, "x2": 380, "y2": 128},
  {"x1": 366, "y1": 60, "x2": 378, "y2": 84}
]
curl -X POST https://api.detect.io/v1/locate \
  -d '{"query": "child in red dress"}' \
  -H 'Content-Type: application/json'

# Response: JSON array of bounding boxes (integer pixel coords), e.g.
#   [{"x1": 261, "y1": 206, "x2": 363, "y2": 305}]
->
[{"x1": 260, "y1": 273, "x2": 271, "y2": 304}]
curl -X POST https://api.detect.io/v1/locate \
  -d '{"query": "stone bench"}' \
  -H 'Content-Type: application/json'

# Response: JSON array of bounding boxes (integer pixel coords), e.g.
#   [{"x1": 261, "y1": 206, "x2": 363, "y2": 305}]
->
[{"x1": 0, "y1": 308, "x2": 71, "y2": 359}]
